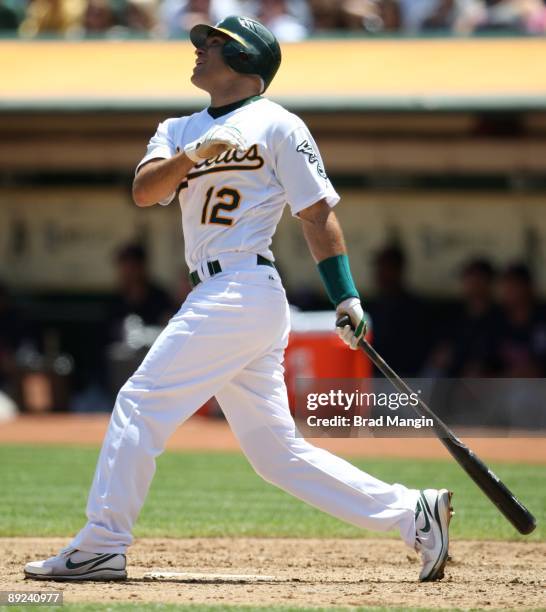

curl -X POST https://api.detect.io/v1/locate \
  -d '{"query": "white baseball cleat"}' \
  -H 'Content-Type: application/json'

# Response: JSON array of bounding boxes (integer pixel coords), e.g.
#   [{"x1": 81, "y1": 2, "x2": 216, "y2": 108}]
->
[
  {"x1": 414, "y1": 489, "x2": 454, "y2": 582},
  {"x1": 24, "y1": 548, "x2": 127, "y2": 581}
]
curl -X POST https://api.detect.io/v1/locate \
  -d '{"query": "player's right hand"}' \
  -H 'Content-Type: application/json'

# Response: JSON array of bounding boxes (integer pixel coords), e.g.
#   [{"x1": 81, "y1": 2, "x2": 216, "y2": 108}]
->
[
  {"x1": 184, "y1": 125, "x2": 248, "y2": 162},
  {"x1": 336, "y1": 297, "x2": 366, "y2": 350}
]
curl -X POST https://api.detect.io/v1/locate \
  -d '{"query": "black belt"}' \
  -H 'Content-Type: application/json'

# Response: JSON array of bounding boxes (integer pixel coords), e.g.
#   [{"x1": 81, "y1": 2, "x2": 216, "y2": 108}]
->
[{"x1": 189, "y1": 254, "x2": 275, "y2": 288}]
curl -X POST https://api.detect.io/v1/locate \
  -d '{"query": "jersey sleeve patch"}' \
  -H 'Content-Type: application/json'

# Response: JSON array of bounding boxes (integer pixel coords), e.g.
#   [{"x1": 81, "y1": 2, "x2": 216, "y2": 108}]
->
[
  {"x1": 296, "y1": 138, "x2": 328, "y2": 179},
  {"x1": 274, "y1": 123, "x2": 339, "y2": 215}
]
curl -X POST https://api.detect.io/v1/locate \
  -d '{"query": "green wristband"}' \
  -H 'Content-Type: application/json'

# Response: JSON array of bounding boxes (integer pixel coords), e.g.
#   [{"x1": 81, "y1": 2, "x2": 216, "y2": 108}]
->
[{"x1": 317, "y1": 254, "x2": 359, "y2": 306}]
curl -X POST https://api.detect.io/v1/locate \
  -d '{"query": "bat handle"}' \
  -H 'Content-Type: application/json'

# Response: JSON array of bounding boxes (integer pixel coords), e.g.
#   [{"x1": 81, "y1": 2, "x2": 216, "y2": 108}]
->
[{"x1": 336, "y1": 314, "x2": 353, "y2": 330}]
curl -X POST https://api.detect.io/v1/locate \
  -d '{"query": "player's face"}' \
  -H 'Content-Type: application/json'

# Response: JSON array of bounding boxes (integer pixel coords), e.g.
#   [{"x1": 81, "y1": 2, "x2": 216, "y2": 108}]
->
[{"x1": 191, "y1": 33, "x2": 234, "y2": 91}]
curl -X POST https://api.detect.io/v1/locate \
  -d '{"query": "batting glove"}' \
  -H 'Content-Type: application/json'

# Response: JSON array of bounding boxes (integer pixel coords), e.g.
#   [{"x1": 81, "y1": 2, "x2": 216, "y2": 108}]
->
[
  {"x1": 184, "y1": 125, "x2": 247, "y2": 162},
  {"x1": 336, "y1": 297, "x2": 366, "y2": 350}
]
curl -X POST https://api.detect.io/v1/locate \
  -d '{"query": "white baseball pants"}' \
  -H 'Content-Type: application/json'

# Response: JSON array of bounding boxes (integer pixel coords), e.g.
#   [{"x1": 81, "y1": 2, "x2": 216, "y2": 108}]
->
[{"x1": 69, "y1": 262, "x2": 419, "y2": 554}]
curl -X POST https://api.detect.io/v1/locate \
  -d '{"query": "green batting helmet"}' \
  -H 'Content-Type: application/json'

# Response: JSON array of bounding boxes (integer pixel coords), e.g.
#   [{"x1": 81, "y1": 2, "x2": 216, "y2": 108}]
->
[{"x1": 190, "y1": 16, "x2": 281, "y2": 92}]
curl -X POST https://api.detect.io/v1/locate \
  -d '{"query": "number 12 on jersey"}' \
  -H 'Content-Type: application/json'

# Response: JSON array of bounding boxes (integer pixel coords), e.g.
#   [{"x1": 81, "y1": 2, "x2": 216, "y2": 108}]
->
[{"x1": 201, "y1": 186, "x2": 241, "y2": 226}]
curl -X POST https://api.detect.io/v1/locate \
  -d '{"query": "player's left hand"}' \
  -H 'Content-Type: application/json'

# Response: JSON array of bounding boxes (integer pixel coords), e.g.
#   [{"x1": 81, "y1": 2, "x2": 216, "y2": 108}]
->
[
  {"x1": 184, "y1": 125, "x2": 248, "y2": 162},
  {"x1": 336, "y1": 297, "x2": 366, "y2": 350}
]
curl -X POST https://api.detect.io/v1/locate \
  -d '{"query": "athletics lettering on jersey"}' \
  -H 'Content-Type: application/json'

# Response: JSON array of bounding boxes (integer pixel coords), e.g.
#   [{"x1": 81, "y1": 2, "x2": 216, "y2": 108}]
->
[
  {"x1": 190, "y1": 144, "x2": 264, "y2": 178},
  {"x1": 296, "y1": 139, "x2": 327, "y2": 179},
  {"x1": 174, "y1": 145, "x2": 264, "y2": 186}
]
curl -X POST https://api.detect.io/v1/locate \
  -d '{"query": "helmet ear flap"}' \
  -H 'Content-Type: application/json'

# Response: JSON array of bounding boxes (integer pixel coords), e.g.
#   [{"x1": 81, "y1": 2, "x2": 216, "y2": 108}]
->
[{"x1": 222, "y1": 40, "x2": 254, "y2": 75}]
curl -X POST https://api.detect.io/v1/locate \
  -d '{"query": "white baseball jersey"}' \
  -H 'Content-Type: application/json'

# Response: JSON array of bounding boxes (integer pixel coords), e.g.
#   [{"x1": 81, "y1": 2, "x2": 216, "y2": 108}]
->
[{"x1": 137, "y1": 97, "x2": 340, "y2": 271}]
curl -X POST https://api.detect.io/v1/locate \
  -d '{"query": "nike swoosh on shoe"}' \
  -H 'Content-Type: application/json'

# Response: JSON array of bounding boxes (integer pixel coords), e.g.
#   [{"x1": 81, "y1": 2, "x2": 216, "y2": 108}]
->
[
  {"x1": 418, "y1": 491, "x2": 432, "y2": 533},
  {"x1": 65, "y1": 553, "x2": 116, "y2": 571}
]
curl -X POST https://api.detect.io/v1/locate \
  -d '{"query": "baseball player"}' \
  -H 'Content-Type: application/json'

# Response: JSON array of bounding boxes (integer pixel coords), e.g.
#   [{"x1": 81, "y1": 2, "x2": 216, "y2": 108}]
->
[{"x1": 25, "y1": 16, "x2": 453, "y2": 583}]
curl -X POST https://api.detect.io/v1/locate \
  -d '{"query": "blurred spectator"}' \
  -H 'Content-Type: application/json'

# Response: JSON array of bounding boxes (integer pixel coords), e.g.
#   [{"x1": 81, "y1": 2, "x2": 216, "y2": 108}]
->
[
  {"x1": 427, "y1": 258, "x2": 501, "y2": 376},
  {"x1": 106, "y1": 243, "x2": 175, "y2": 343},
  {"x1": 160, "y1": 0, "x2": 251, "y2": 37},
  {"x1": 285, "y1": 0, "x2": 313, "y2": 27},
  {"x1": 162, "y1": 0, "x2": 209, "y2": 36},
  {"x1": 19, "y1": 0, "x2": 163, "y2": 37},
  {"x1": 309, "y1": 0, "x2": 399, "y2": 32},
  {"x1": 522, "y1": 0, "x2": 546, "y2": 32},
  {"x1": 0, "y1": 281, "x2": 24, "y2": 398},
  {"x1": 343, "y1": 0, "x2": 400, "y2": 31},
  {"x1": 100, "y1": 243, "x2": 175, "y2": 403},
  {"x1": 398, "y1": 0, "x2": 455, "y2": 32},
  {"x1": 258, "y1": 0, "x2": 309, "y2": 41},
  {"x1": 205, "y1": 0, "x2": 253, "y2": 24},
  {"x1": 495, "y1": 263, "x2": 546, "y2": 377},
  {"x1": 122, "y1": 0, "x2": 159, "y2": 34},
  {"x1": 19, "y1": 0, "x2": 86, "y2": 36},
  {"x1": 0, "y1": 0, "x2": 20, "y2": 30},
  {"x1": 307, "y1": 0, "x2": 342, "y2": 29},
  {"x1": 454, "y1": 0, "x2": 546, "y2": 34},
  {"x1": 82, "y1": 0, "x2": 116, "y2": 32},
  {"x1": 367, "y1": 244, "x2": 429, "y2": 376}
]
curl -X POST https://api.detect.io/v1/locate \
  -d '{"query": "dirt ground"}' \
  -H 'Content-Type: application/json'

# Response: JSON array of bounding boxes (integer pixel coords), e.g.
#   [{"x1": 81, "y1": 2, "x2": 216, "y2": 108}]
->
[
  {"x1": 2, "y1": 537, "x2": 545, "y2": 609},
  {"x1": 2, "y1": 415, "x2": 545, "y2": 610},
  {"x1": 1, "y1": 414, "x2": 545, "y2": 463}
]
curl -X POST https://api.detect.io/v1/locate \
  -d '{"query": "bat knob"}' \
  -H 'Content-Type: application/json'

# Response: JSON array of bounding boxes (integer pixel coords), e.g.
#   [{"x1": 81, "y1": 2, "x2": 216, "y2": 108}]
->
[{"x1": 335, "y1": 314, "x2": 353, "y2": 330}]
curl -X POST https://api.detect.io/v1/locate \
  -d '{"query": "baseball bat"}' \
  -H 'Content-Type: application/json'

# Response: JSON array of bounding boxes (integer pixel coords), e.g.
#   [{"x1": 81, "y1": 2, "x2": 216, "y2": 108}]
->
[{"x1": 336, "y1": 314, "x2": 536, "y2": 535}]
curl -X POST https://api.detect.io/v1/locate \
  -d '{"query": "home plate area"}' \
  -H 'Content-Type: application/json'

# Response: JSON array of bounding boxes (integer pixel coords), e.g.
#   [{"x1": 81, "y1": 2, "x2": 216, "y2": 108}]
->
[{"x1": 143, "y1": 571, "x2": 278, "y2": 583}]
